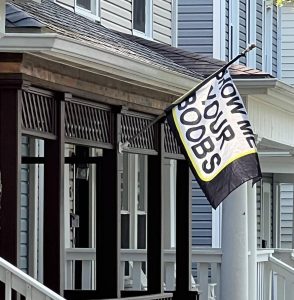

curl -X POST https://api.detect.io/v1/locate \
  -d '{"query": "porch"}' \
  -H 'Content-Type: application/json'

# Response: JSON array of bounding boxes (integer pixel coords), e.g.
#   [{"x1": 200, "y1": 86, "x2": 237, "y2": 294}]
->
[
  {"x1": 0, "y1": 52, "x2": 198, "y2": 300},
  {"x1": 0, "y1": 247, "x2": 293, "y2": 300}
]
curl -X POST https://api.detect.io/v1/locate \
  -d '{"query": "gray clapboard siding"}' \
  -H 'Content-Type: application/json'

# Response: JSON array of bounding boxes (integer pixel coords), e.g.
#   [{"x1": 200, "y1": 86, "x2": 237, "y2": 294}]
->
[
  {"x1": 20, "y1": 136, "x2": 29, "y2": 273},
  {"x1": 281, "y1": 5, "x2": 294, "y2": 85},
  {"x1": 191, "y1": 180, "x2": 212, "y2": 247},
  {"x1": 239, "y1": 0, "x2": 247, "y2": 65},
  {"x1": 280, "y1": 183, "x2": 293, "y2": 249},
  {"x1": 178, "y1": 0, "x2": 213, "y2": 55},
  {"x1": 101, "y1": 0, "x2": 132, "y2": 34},
  {"x1": 154, "y1": 0, "x2": 172, "y2": 45},
  {"x1": 272, "y1": 4, "x2": 278, "y2": 77},
  {"x1": 225, "y1": 0, "x2": 229, "y2": 60},
  {"x1": 256, "y1": 0, "x2": 263, "y2": 71}
]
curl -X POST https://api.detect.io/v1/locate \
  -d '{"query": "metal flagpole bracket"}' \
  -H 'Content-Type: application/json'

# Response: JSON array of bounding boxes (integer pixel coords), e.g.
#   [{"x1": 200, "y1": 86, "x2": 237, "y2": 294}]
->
[{"x1": 119, "y1": 141, "x2": 130, "y2": 154}]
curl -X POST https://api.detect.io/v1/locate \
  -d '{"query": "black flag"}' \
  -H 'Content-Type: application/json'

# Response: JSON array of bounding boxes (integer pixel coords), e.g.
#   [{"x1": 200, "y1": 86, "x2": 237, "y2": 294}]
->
[{"x1": 166, "y1": 69, "x2": 262, "y2": 209}]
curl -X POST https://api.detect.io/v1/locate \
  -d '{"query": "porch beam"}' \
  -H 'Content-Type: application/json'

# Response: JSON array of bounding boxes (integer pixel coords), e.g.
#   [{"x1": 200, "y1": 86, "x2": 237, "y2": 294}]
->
[
  {"x1": 147, "y1": 123, "x2": 164, "y2": 293},
  {"x1": 43, "y1": 95, "x2": 65, "y2": 294}
]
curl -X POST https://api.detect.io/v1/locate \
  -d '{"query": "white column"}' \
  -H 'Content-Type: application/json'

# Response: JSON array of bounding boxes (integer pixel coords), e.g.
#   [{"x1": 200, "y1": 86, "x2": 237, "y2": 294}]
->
[
  {"x1": 248, "y1": 182, "x2": 257, "y2": 300},
  {"x1": 0, "y1": 0, "x2": 5, "y2": 38},
  {"x1": 221, "y1": 183, "x2": 248, "y2": 300}
]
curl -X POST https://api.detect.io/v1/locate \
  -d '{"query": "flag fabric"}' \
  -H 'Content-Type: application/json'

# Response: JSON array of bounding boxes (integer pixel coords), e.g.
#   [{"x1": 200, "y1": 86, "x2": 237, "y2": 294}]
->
[{"x1": 166, "y1": 69, "x2": 262, "y2": 209}]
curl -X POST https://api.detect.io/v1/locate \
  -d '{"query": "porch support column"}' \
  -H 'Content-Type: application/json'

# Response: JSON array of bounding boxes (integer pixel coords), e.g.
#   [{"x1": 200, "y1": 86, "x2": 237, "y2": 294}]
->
[
  {"x1": 96, "y1": 110, "x2": 121, "y2": 298},
  {"x1": 174, "y1": 160, "x2": 195, "y2": 300},
  {"x1": 248, "y1": 182, "x2": 257, "y2": 300},
  {"x1": 147, "y1": 123, "x2": 164, "y2": 293},
  {"x1": 0, "y1": 87, "x2": 21, "y2": 265},
  {"x1": 44, "y1": 96, "x2": 65, "y2": 294},
  {"x1": 221, "y1": 183, "x2": 248, "y2": 300}
]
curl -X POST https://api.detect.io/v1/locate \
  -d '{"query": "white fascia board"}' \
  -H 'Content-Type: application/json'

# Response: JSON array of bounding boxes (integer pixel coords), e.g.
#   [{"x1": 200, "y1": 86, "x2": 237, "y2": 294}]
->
[
  {"x1": 235, "y1": 77, "x2": 294, "y2": 114},
  {"x1": 234, "y1": 77, "x2": 278, "y2": 93},
  {"x1": 0, "y1": 33, "x2": 198, "y2": 95},
  {"x1": 2, "y1": 33, "x2": 294, "y2": 113}
]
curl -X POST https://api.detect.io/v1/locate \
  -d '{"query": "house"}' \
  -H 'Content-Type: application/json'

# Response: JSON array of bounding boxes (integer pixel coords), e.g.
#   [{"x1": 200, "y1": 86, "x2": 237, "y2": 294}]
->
[
  {"x1": 177, "y1": 1, "x2": 294, "y2": 299},
  {"x1": 0, "y1": 1, "x2": 294, "y2": 300}
]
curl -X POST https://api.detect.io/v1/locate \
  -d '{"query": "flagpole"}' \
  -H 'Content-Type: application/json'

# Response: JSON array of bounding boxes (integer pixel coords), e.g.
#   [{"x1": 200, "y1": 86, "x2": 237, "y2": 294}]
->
[{"x1": 119, "y1": 43, "x2": 256, "y2": 153}]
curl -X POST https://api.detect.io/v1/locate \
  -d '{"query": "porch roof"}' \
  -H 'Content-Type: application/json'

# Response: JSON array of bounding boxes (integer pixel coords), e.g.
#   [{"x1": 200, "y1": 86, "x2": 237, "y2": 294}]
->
[{"x1": 6, "y1": 0, "x2": 270, "y2": 81}]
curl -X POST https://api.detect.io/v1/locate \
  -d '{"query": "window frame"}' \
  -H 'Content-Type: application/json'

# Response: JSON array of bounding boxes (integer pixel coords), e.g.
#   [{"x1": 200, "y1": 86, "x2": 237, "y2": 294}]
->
[
  {"x1": 75, "y1": 0, "x2": 100, "y2": 21},
  {"x1": 262, "y1": 2, "x2": 273, "y2": 73},
  {"x1": 132, "y1": 0, "x2": 153, "y2": 39}
]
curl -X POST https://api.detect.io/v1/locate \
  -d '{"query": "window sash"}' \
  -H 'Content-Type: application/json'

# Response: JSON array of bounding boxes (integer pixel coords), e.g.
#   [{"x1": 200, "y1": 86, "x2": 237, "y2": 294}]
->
[{"x1": 133, "y1": 0, "x2": 146, "y2": 33}]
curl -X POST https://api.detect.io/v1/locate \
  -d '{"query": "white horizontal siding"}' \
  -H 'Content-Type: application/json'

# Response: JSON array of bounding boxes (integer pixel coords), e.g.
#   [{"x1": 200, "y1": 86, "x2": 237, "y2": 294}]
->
[
  {"x1": 56, "y1": 0, "x2": 74, "y2": 9},
  {"x1": 281, "y1": 5, "x2": 294, "y2": 85},
  {"x1": 248, "y1": 98, "x2": 294, "y2": 148},
  {"x1": 101, "y1": 0, "x2": 132, "y2": 34},
  {"x1": 280, "y1": 183, "x2": 293, "y2": 249},
  {"x1": 153, "y1": 0, "x2": 172, "y2": 45}
]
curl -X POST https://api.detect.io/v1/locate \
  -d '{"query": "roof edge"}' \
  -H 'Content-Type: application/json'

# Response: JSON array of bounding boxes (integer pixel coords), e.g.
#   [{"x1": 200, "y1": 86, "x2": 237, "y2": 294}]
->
[{"x1": 0, "y1": 33, "x2": 200, "y2": 95}]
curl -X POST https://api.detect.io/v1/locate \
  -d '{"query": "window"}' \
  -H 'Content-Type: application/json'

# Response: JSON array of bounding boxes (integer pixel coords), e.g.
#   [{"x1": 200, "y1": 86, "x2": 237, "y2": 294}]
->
[
  {"x1": 121, "y1": 154, "x2": 147, "y2": 250},
  {"x1": 133, "y1": 0, "x2": 152, "y2": 38},
  {"x1": 75, "y1": 0, "x2": 100, "y2": 20}
]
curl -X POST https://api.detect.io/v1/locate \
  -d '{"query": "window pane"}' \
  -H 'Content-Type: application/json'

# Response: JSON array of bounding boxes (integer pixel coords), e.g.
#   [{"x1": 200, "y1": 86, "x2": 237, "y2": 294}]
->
[
  {"x1": 133, "y1": 0, "x2": 145, "y2": 33},
  {"x1": 137, "y1": 155, "x2": 146, "y2": 211},
  {"x1": 77, "y1": 0, "x2": 91, "y2": 10},
  {"x1": 121, "y1": 214, "x2": 130, "y2": 249},
  {"x1": 121, "y1": 155, "x2": 129, "y2": 211},
  {"x1": 137, "y1": 215, "x2": 146, "y2": 249}
]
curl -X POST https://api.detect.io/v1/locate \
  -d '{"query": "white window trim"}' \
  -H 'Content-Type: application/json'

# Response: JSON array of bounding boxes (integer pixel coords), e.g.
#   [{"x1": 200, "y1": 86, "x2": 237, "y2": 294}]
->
[
  {"x1": 213, "y1": 0, "x2": 226, "y2": 60},
  {"x1": 261, "y1": 181, "x2": 272, "y2": 247},
  {"x1": 263, "y1": 3, "x2": 273, "y2": 73},
  {"x1": 212, "y1": 204, "x2": 222, "y2": 248},
  {"x1": 247, "y1": 0, "x2": 257, "y2": 68},
  {"x1": 132, "y1": 0, "x2": 153, "y2": 39},
  {"x1": 229, "y1": 0, "x2": 239, "y2": 60},
  {"x1": 171, "y1": 0, "x2": 178, "y2": 47},
  {"x1": 74, "y1": 0, "x2": 100, "y2": 21}
]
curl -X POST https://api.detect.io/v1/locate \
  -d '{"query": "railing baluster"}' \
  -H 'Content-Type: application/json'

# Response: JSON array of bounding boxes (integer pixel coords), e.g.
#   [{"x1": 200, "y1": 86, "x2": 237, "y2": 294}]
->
[
  {"x1": 5, "y1": 270, "x2": 12, "y2": 300},
  {"x1": 198, "y1": 263, "x2": 209, "y2": 300},
  {"x1": 210, "y1": 263, "x2": 220, "y2": 300},
  {"x1": 66, "y1": 260, "x2": 73, "y2": 290},
  {"x1": 132, "y1": 261, "x2": 142, "y2": 290},
  {"x1": 120, "y1": 261, "x2": 125, "y2": 290},
  {"x1": 82, "y1": 261, "x2": 92, "y2": 290},
  {"x1": 26, "y1": 283, "x2": 32, "y2": 300},
  {"x1": 165, "y1": 262, "x2": 175, "y2": 291},
  {"x1": 276, "y1": 273, "x2": 285, "y2": 300},
  {"x1": 263, "y1": 262, "x2": 272, "y2": 300}
]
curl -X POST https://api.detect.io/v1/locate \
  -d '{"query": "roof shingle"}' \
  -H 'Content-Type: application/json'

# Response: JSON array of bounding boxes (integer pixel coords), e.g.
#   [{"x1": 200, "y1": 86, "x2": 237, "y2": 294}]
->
[{"x1": 6, "y1": 0, "x2": 271, "y2": 80}]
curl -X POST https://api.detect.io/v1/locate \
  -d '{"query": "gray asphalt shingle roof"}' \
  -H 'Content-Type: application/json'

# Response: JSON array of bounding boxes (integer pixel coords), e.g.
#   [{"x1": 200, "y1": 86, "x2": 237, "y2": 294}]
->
[
  {"x1": 6, "y1": 3, "x2": 44, "y2": 28},
  {"x1": 6, "y1": 0, "x2": 271, "y2": 80}
]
